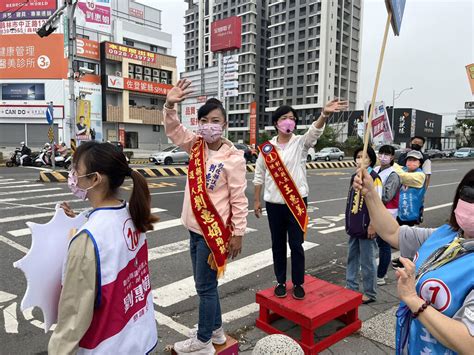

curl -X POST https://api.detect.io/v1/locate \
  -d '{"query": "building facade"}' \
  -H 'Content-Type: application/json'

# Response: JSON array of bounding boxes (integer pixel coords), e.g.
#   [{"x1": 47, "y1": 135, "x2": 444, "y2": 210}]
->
[
  {"x1": 266, "y1": 0, "x2": 362, "y2": 126},
  {"x1": 184, "y1": 0, "x2": 269, "y2": 142},
  {"x1": 0, "y1": 0, "x2": 176, "y2": 150}
]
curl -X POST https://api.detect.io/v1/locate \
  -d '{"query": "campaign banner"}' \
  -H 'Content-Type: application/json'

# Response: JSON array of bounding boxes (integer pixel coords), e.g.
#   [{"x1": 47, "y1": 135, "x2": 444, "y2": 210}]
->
[
  {"x1": 249, "y1": 101, "x2": 257, "y2": 147},
  {"x1": 77, "y1": 0, "x2": 111, "y2": 33},
  {"x1": 365, "y1": 101, "x2": 393, "y2": 144},
  {"x1": 181, "y1": 100, "x2": 201, "y2": 132},
  {"x1": 76, "y1": 99, "x2": 92, "y2": 141}
]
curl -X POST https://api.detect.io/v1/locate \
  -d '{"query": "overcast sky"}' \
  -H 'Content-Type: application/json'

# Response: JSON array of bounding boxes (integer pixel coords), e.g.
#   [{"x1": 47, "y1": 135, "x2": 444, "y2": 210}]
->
[{"x1": 139, "y1": 0, "x2": 473, "y2": 128}]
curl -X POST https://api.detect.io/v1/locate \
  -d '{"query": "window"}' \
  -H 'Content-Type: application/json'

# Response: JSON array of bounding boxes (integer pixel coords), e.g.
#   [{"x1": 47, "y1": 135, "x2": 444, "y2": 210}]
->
[{"x1": 124, "y1": 39, "x2": 134, "y2": 46}]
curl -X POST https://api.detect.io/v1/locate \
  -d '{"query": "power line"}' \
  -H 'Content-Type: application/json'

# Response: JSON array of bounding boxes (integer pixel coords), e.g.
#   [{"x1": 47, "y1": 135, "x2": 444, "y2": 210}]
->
[{"x1": 0, "y1": 0, "x2": 30, "y2": 23}]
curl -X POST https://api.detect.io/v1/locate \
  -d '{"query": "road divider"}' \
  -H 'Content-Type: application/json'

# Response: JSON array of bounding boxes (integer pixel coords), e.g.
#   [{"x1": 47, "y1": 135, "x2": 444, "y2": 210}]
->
[{"x1": 39, "y1": 161, "x2": 357, "y2": 182}]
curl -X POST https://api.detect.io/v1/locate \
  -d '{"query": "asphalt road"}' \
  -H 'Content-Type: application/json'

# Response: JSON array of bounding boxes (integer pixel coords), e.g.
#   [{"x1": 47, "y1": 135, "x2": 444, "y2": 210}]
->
[{"x1": 0, "y1": 160, "x2": 471, "y2": 354}]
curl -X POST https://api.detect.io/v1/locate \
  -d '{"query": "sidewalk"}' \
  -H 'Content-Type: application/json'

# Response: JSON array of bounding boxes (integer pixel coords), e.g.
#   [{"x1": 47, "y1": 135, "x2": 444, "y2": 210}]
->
[{"x1": 233, "y1": 260, "x2": 399, "y2": 354}]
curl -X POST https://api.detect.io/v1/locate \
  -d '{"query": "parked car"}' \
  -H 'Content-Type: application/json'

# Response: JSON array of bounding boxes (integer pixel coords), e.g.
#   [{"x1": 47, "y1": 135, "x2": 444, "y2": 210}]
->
[
  {"x1": 314, "y1": 147, "x2": 344, "y2": 161},
  {"x1": 149, "y1": 145, "x2": 189, "y2": 165},
  {"x1": 442, "y1": 148, "x2": 456, "y2": 158},
  {"x1": 454, "y1": 147, "x2": 474, "y2": 158},
  {"x1": 234, "y1": 143, "x2": 258, "y2": 163},
  {"x1": 425, "y1": 149, "x2": 444, "y2": 159}
]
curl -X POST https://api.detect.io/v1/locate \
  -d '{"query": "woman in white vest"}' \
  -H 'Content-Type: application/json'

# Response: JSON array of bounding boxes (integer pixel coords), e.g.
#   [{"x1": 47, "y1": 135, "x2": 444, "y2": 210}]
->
[
  {"x1": 48, "y1": 141, "x2": 158, "y2": 354},
  {"x1": 374, "y1": 145, "x2": 401, "y2": 286}
]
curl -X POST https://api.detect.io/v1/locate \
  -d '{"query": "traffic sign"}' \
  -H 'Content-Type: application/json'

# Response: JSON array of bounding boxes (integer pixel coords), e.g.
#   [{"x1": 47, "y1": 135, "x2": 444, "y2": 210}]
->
[
  {"x1": 46, "y1": 103, "x2": 54, "y2": 125},
  {"x1": 385, "y1": 0, "x2": 406, "y2": 36},
  {"x1": 48, "y1": 127, "x2": 54, "y2": 142}
]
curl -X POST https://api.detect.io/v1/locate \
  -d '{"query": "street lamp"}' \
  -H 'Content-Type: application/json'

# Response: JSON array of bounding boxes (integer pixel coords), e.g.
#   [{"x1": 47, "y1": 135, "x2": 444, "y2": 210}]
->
[{"x1": 392, "y1": 87, "x2": 413, "y2": 136}]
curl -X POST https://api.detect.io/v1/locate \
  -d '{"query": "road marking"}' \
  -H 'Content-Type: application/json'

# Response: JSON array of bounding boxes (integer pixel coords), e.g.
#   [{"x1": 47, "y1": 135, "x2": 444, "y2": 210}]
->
[
  {"x1": 8, "y1": 228, "x2": 30, "y2": 237},
  {"x1": 0, "y1": 192, "x2": 72, "y2": 202},
  {"x1": 424, "y1": 203, "x2": 452, "y2": 211},
  {"x1": 314, "y1": 172, "x2": 348, "y2": 176},
  {"x1": 151, "y1": 208, "x2": 167, "y2": 213},
  {"x1": 0, "y1": 188, "x2": 61, "y2": 196},
  {"x1": 3, "y1": 302, "x2": 18, "y2": 333},
  {"x1": 152, "y1": 242, "x2": 319, "y2": 307},
  {"x1": 0, "y1": 291, "x2": 16, "y2": 303},
  {"x1": 22, "y1": 166, "x2": 52, "y2": 171},
  {"x1": 148, "y1": 227, "x2": 257, "y2": 261},
  {"x1": 0, "y1": 211, "x2": 55, "y2": 223},
  {"x1": 430, "y1": 182, "x2": 459, "y2": 188},
  {"x1": 319, "y1": 226, "x2": 346, "y2": 234},
  {"x1": 0, "y1": 179, "x2": 15, "y2": 183},
  {"x1": 0, "y1": 184, "x2": 44, "y2": 190},
  {"x1": 154, "y1": 311, "x2": 190, "y2": 337},
  {"x1": 221, "y1": 303, "x2": 259, "y2": 323},
  {"x1": 150, "y1": 218, "x2": 182, "y2": 232},
  {"x1": 0, "y1": 180, "x2": 29, "y2": 185},
  {"x1": 0, "y1": 235, "x2": 28, "y2": 253},
  {"x1": 150, "y1": 190, "x2": 185, "y2": 196},
  {"x1": 432, "y1": 169, "x2": 458, "y2": 173}
]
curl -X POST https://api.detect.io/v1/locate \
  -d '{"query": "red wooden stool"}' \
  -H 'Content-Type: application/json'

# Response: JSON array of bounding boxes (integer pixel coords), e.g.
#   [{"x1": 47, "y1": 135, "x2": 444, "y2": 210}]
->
[{"x1": 256, "y1": 275, "x2": 362, "y2": 354}]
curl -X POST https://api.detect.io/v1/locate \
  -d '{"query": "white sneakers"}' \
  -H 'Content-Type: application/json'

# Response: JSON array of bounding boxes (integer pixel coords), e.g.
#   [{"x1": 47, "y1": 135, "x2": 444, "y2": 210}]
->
[
  {"x1": 377, "y1": 277, "x2": 386, "y2": 285},
  {"x1": 174, "y1": 327, "x2": 226, "y2": 354},
  {"x1": 173, "y1": 336, "x2": 215, "y2": 354},
  {"x1": 188, "y1": 326, "x2": 227, "y2": 345}
]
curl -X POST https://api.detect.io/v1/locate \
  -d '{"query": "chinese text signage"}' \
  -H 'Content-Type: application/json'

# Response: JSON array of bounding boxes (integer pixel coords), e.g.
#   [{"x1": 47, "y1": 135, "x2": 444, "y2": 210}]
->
[
  {"x1": 210, "y1": 16, "x2": 242, "y2": 52},
  {"x1": 105, "y1": 42, "x2": 156, "y2": 63}
]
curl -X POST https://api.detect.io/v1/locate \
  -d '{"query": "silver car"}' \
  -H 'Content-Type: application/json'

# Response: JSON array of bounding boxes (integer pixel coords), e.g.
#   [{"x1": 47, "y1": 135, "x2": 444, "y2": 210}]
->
[
  {"x1": 149, "y1": 145, "x2": 189, "y2": 165},
  {"x1": 314, "y1": 147, "x2": 345, "y2": 161}
]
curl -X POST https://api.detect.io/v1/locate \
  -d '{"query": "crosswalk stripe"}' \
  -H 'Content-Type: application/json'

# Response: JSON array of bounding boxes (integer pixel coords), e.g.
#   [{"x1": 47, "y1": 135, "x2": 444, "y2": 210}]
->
[
  {"x1": 0, "y1": 188, "x2": 61, "y2": 196},
  {"x1": 221, "y1": 303, "x2": 259, "y2": 323},
  {"x1": 0, "y1": 184, "x2": 44, "y2": 190},
  {"x1": 0, "y1": 180, "x2": 28, "y2": 185},
  {"x1": 152, "y1": 241, "x2": 319, "y2": 307},
  {"x1": 0, "y1": 179, "x2": 15, "y2": 183},
  {"x1": 0, "y1": 212, "x2": 55, "y2": 223},
  {"x1": 0, "y1": 235, "x2": 28, "y2": 253},
  {"x1": 149, "y1": 218, "x2": 182, "y2": 232},
  {"x1": 154, "y1": 311, "x2": 190, "y2": 337},
  {"x1": 148, "y1": 227, "x2": 257, "y2": 261},
  {"x1": 8, "y1": 228, "x2": 30, "y2": 237},
  {"x1": 319, "y1": 226, "x2": 346, "y2": 234},
  {"x1": 0, "y1": 192, "x2": 72, "y2": 203}
]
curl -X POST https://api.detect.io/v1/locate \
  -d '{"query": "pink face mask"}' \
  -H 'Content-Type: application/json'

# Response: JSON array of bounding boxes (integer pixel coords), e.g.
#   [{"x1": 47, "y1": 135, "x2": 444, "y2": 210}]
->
[
  {"x1": 378, "y1": 154, "x2": 392, "y2": 165},
  {"x1": 198, "y1": 123, "x2": 223, "y2": 143},
  {"x1": 277, "y1": 119, "x2": 296, "y2": 134},
  {"x1": 455, "y1": 199, "x2": 474, "y2": 237},
  {"x1": 67, "y1": 169, "x2": 97, "y2": 201}
]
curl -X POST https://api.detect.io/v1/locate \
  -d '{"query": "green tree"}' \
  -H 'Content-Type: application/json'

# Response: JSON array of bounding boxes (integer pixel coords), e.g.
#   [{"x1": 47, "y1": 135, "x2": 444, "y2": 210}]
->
[
  {"x1": 456, "y1": 119, "x2": 474, "y2": 147},
  {"x1": 314, "y1": 126, "x2": 338, "y2": 150}
]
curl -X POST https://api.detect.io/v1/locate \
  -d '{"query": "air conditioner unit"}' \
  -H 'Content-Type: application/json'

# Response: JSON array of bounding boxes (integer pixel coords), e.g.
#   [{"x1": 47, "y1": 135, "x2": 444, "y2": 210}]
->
[
  {"x1": 153, "y1": 69, "x2": 159, "y2": 76},
  {"x1": 144, "y1": 75, "x2": 151, "y2": 82},
  {"x1": 135, "y1": 74, "x2": 143, "y2": 80},
  {"x1": 161, "y1": 79, "x2": 168, "y2": 84},
  {"x1": 152, "y1": 77, "x2": 160, "y2": 83},
  {"x1": 135, "y1": 66, "x2": 143, "y2": 74},
  {"x1": 128, "y1": 64, "x2": 134, "y2": 72},
  {"x1": 144, "y1": 67, "x2": 152, "y2": 75},
  {"x1": 115, "y1": 71, "x2": 122, "y2": 77},
  {"x1": 160, "y1": 71, "x2": 168, "y2": 78}
]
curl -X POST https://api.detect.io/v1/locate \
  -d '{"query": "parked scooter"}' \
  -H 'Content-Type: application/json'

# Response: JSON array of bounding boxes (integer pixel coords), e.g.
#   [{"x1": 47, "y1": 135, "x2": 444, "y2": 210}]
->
[
  {"x1": 5, "y1": 148, "x2": 37, "y2": 167},
  {"x1": 34, "y1": 143, "x2": 72, "y2": 169}
]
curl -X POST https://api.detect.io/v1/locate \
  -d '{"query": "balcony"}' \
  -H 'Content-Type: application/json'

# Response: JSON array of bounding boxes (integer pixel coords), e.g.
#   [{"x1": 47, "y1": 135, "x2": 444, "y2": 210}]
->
[{"x1": 106, "y1": 105, "x2": 164, "y2": 125}]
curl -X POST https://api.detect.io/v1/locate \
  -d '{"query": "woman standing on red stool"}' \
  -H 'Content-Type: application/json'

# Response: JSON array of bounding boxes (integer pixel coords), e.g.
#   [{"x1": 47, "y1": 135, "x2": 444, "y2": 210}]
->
[{"x1": 253, "y1": 100, "x2": 347, "y2": 300}]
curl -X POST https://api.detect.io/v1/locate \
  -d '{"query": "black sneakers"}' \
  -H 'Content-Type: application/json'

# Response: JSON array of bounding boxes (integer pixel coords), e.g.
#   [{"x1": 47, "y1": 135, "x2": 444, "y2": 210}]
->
[
  {"x1": 274, "y1": 283, "x2": 287, "y2": 297},
  {"x1": 292, "y1": 285, "x2": 305, "y2": 300}
]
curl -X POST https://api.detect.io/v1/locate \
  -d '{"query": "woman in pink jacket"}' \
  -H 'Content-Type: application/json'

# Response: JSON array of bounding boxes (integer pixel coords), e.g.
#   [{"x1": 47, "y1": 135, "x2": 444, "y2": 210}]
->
[{"x1": 164, "y1": 79, "x2": 248, "y2": 354}]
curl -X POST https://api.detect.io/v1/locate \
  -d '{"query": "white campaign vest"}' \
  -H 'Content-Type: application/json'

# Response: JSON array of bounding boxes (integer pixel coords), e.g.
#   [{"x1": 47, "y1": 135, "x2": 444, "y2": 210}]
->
[
  {"x1": 65, "y1": 203, "x2": 157, "y2": 354},
  {"x1": 374, "y1": 166, "x2": 398, "y2": 218}
]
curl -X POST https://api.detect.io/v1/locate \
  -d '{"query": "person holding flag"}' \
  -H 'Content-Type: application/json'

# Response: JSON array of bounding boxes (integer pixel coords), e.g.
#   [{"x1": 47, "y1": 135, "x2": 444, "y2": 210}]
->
[
  {"x1": 253, "y1": 100, "x2": 348, "y2": 300},
  {"x1": 163, "y1": 79, "x2": 248, "y2": 354}
]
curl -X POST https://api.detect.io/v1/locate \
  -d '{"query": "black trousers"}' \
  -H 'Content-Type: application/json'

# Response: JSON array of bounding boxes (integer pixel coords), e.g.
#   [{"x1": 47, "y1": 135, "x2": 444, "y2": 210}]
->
[{"x1": 265, "y1": 198, "x2": 306, "y2": 286}]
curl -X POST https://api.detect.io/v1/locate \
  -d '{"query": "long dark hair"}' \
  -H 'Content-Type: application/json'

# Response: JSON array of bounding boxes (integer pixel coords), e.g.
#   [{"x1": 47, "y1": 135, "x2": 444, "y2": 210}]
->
[
  {"x1": 449, "y1": 169, "x2": 474, "y2": 231},
  {"x1": 74, "y1": 141, "x2": 158, "y2": 233}
]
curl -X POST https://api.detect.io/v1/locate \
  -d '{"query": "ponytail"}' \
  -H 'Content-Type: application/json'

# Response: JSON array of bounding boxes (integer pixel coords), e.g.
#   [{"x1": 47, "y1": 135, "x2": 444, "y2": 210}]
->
[{"x1": 129, "y1": 170, "x2": 159, "y2": 233}]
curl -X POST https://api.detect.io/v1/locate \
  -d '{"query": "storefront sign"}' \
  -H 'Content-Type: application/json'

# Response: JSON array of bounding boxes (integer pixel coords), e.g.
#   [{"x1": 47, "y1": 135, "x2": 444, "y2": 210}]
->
[
  {"x1": 105, "y1": 42, "x2": 156, "y2": 63},
  {"x1": 211, "y1": 16, "x2": 242, "y2": 52},
  {"x1": 76, "y1": 38, "x2": 100, "y2": 60},
  {"x1": 0, "y1": 19, "x2": 48, "y2": 35},
  {"x1": 107, "y1": 75, "x2": 172, "y2": 96},
  {"x1": 0, "y1": 34, "x2": 67, "y2": 79},
  {"x1": 129, "y1": 7, "x2": 144, "y2": 19},
  {"x1": 0, "y1": 0, "x2": 57, "y2": 20},
  {"x1": 0, "y1": 105, "x2": 64, "y2": 119}
]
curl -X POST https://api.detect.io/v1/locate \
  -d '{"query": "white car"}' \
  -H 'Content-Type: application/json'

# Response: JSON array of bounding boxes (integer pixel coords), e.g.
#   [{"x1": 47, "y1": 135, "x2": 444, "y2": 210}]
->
[
  {"x1": 149, "y1": 145, "x2": 189, "y2": 165},
  {"x1": 306, "y1": 147, "x2": 316, "y2": 162},
  {"x1": 314, "y1": 147, "x2": 345, "y2": 161},
  {"x1": 454, "y1": 147, "x2": 474, "y2": 158}
]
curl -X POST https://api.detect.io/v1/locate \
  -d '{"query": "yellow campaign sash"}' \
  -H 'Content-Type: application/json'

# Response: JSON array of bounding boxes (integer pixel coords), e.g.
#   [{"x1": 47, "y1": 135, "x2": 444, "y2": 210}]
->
[
  {"x1": 258, "y1": 141, "x2": 308, "y2": 233},
  {"x1": 188, "y1": 137, "x2": 231, "y2": 278}
]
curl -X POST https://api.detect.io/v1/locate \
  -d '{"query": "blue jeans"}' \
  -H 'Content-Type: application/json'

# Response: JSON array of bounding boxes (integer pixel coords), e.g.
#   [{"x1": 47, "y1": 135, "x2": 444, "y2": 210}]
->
[
  {"x1": 190, "y1": 231, "x2": 222, "y2": 343},
  {"x1": 346, "y1": 237, "x2": 377, "y2": 300},
  {"x1": 376, "y1": 236, "x2": 392, "y2": 278}
]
